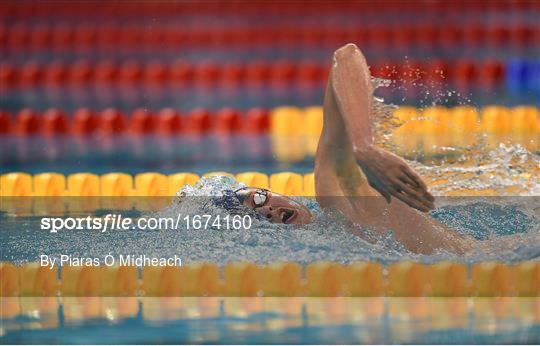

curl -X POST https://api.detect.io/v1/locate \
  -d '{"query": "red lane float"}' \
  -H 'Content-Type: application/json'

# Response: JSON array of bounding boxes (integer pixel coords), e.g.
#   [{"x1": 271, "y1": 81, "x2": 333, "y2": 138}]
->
[
  {"x1": 16, "y1": 108, "x2": 41, "y2": 135},
  {"x1": 131, "y1": 108, "x2": 156, "y2": 134},
  {"x1": 187, "y1": 108, "x2": 212, "y2": 134},
  {"x1": 298, "y1": 61, "x2": 325, "y2": 83},
  {"x1": 100, "y1": 108, "x2": 127, "y2": 134},
  {"x1": 272, "y1": 60, "x2": 297, "y2": 83},
  {"x1": 245, "y1": 61, "x2": 271, "y2": 83},
  {"x1": 45, "y1": 61, "x2": 67, "y2": 85},
  {"x1": 156, "y1": 108, "x2": 183, "y2": 135},
  {"x1": 0, "y1": 59, "x2": 516, "y2": 89},
  {"x1": 20, "y1": 62, "x2": 42, "y2": 88},
  {"x1": 479, "y1": 60, "x2": 505, "y2": 88},
  {"x1": 144, "y1": 60, "x2": 168, "y2": 84},
  {"x1": 370, "y1": 60, "x2": 399, "y2": 81},
  {"x1": 42, "y1": 108, "x2": 68, "y2": 135},
  {"x1": 95, "y1": 60, "x2": 117, "y2": 83},
  {"x1": 119, "y1": 60, "x2": 142, "y2": 84},
  {"x1": 3, "y1": 107, "x2": 275, "y2": 136},
  {"x1": 2, "y1": 0, "x2": 539, "y2": 19},
  {"x1": 215, "y1": 108, "x2": 242, "y2": 133},
  {"x1": 194, "y1": 61, "x2": 220, "y2": 85},
  {"x1": 244, "y1": 108, "x2": 270, "y2": 133},
  {"x1": 0, "y1": 62, "x2": 16, "y2": 89},
  {"x1": 222, "y1": 62, "x2": 246, "y2": 85},
  {"x1": 170, "y1": 60, "x2": 194, "y2": 84},
  {"x1": 425, "y1": 59, "x2": 451, "y2": 83},
  {"x1": 72, "y1": 108, "x2": 99, "y2": 135},
  {"x1": 0, "y1": 111, "x2": 12, "y2": 133},
  {"x1": 2, "y1": 20, "x2": 538, "y2": 52},
  {"x1": 70, "y1": 60, "x2": 93, "y2": 85},
  {"x1": 453, "y1": 59, "x2": 478, "y2": 90}
]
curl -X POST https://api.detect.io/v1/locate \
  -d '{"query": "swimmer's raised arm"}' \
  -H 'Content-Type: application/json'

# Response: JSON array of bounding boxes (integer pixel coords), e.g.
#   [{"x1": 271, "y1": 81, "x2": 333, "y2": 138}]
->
[
  {"x1": 330, "y1": 43, "x2": 434, "y2": 212},
  {"x1": 331, "y1": 43, "x2": 375, "y2": 149}
]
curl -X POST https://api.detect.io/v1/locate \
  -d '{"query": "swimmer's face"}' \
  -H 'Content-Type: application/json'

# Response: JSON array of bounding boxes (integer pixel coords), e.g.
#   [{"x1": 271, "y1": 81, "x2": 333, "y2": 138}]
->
[{"x1": 235, "y1": 187, "x2": 313, "y2": 225}]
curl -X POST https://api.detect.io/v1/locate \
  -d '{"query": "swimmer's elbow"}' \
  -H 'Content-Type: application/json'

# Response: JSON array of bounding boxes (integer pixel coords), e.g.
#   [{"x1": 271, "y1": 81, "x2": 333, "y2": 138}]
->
[{"x1": 333, "y1": 43, "x2": 358, "y2": 62}]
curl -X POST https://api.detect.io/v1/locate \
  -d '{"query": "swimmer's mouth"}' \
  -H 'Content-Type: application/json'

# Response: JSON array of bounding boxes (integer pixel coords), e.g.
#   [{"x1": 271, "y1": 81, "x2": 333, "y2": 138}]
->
[{"x1": 280, "y1": 209, "x2": 296, "y2": 223}]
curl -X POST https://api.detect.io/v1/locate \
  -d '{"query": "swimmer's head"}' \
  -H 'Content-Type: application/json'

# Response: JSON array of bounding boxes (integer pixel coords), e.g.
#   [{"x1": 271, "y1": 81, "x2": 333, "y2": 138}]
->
[{"x1": 233, "y1": 187, "x2": 313, "y2": 225}]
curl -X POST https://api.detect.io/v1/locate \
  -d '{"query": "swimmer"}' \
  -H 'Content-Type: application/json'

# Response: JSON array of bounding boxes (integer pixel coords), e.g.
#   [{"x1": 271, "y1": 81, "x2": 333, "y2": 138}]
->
[
  {"x1": 183, "y1": 43, "x2": 473, "y2": 255},
  {"x1": 313, "y1": 43, "x2": 470, "y2": 254}
]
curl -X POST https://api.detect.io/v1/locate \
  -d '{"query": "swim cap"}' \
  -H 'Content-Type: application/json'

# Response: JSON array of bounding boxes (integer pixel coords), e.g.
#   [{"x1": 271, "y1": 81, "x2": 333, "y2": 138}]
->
[
  {"x1": 213, "y1": 189, "x2": 244, "y2": 211},
  {"x1": 212, "y1": 189, "x2": 265, "y2": 221}
]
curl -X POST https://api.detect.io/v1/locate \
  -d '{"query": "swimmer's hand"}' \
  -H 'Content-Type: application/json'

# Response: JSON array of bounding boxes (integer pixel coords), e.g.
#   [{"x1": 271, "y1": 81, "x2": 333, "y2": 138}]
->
[{"x1": 356, "y1": 146, "x2": 435, "y2": 212}]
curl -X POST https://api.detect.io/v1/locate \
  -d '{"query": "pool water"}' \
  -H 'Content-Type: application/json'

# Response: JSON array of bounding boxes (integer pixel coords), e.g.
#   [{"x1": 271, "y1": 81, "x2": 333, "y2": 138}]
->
[
  {"x1": 1, "y1": 297, "x2": 539, "y2": 344},
  {"x1": 1, "y1": 145, "x2": 539, "y2": 343},
  {"x1": 1, "y1": 178, "x2": 540, "y2": 266}
]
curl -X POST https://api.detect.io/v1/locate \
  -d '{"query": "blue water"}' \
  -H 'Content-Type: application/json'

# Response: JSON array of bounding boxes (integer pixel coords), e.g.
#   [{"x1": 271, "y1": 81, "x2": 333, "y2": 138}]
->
[
  {"x1": 1, "y1": 297, "x2": 539, "y2": 344},
  {"x1": 1, "y1": 155, "x2": 539, "y2": 345}
]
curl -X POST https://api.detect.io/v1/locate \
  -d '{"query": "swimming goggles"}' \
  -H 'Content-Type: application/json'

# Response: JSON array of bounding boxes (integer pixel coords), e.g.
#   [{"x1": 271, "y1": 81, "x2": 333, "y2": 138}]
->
[
  {"x1": 174, "y1": 187, "x2": 269, "y2": 208},
  {"x1": 234, "y1": 187, "x2": 268, "y2": 208}
]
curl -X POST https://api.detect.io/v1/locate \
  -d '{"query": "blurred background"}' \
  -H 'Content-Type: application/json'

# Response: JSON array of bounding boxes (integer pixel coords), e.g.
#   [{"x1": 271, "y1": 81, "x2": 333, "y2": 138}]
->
[{"x1": 1, "y1": 0, "x2": 539, "y2": 175}]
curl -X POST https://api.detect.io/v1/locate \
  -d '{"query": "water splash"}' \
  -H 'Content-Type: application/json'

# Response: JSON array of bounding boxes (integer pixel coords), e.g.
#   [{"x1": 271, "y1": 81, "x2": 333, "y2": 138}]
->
[
  {"x1": 144, "y1": 176, "x2": 539, "y2": 265},
  {"x1": 370, "y1": 77, "x2": 402, "y2": 151},
  {"x1": 411, "y1": 143, "x2": 540, "y2": 196},
  {"x1": 1, "y1": 175, "x2": 538, "y2": 264},
  {"x1": 369, "y1": 75, "x2": 539, "y2": 196}
]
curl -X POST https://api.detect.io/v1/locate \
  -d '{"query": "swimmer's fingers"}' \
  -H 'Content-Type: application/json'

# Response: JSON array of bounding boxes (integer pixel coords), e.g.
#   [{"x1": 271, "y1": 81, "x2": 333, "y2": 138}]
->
[
  {"x1": 398, "y1": 174, "x2": 433, "y2": 205},
  {"x1": 395, "y1": 178, "x2": 420, "y2": 197},
  {"x1": 387, "y1": 185, "x2": 431, "y2": 212},
  {"x1": 402, "y1": 166, "x2": 434, "y2": 202},
  {"x1": 403, "y1": 166, "x2": 427, "y2": 191},
  {"x1": 399, "y1": 173, "x2": 418, "y2": 189},
  {"x1": 394, "y1": 180, "x2": 434, "y2": 211}
]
